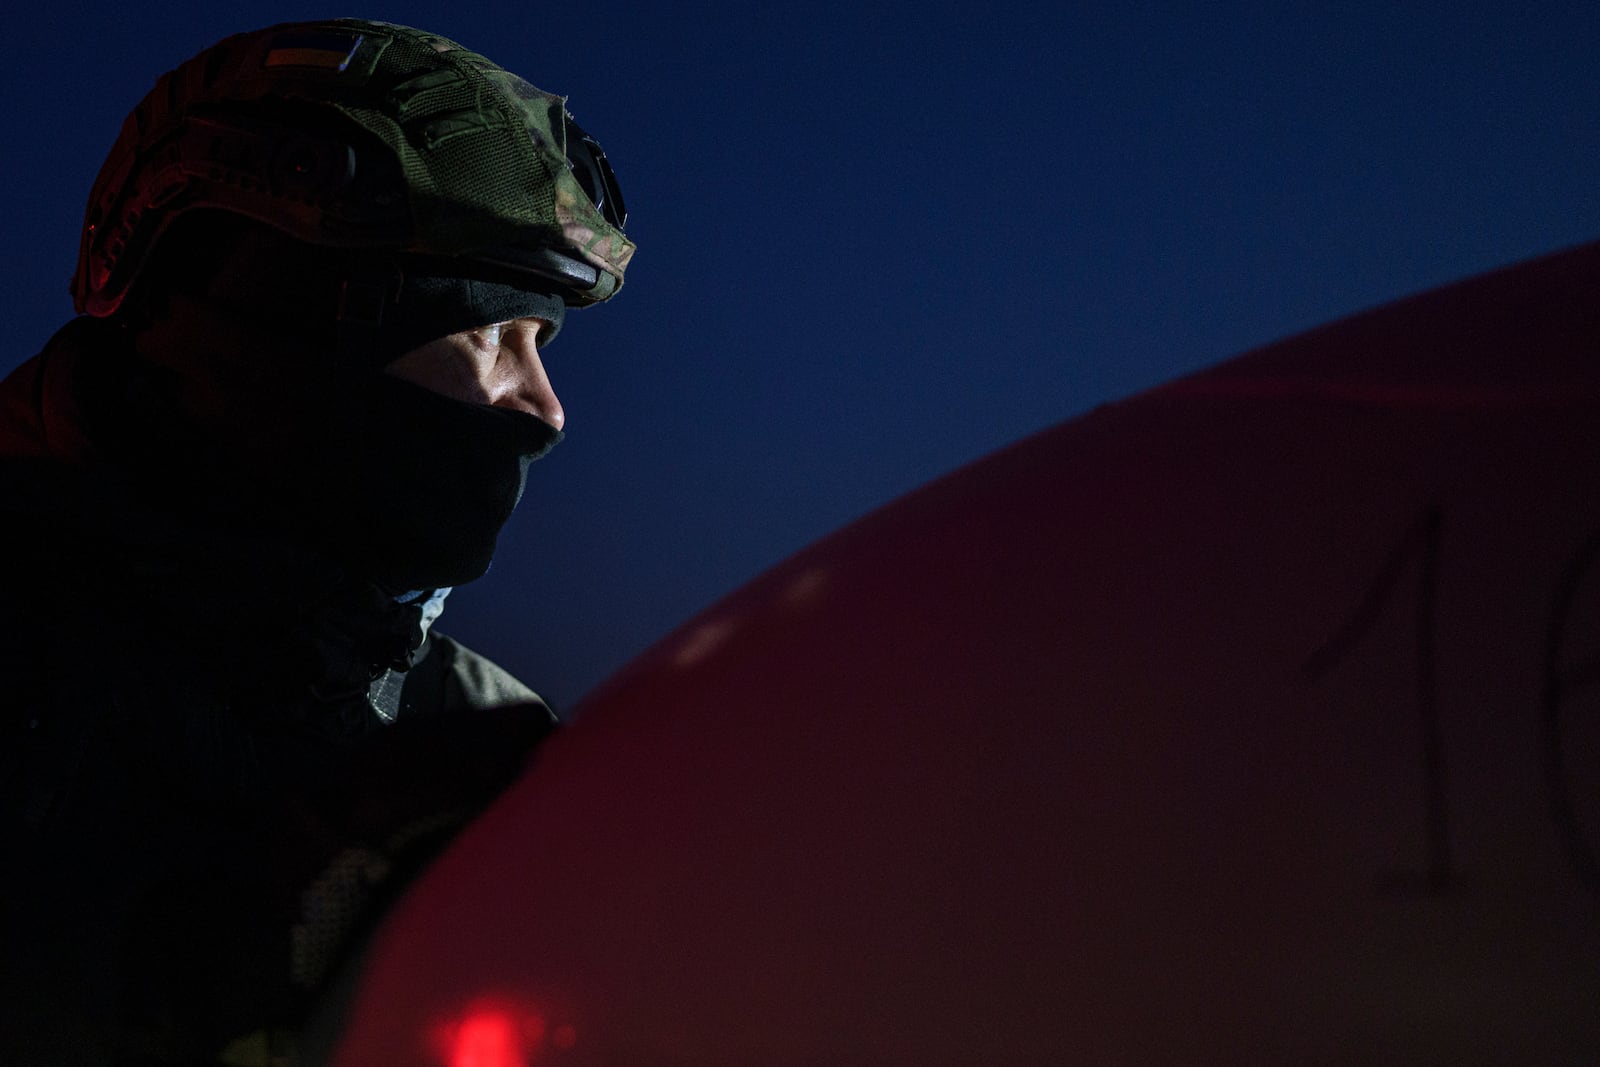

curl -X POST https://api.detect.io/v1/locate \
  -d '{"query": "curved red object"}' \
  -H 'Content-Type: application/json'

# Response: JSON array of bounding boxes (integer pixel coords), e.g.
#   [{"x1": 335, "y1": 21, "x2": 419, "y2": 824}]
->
[{"x1": 328, "y1": 243, "x2": 1600, "y2": 1064}]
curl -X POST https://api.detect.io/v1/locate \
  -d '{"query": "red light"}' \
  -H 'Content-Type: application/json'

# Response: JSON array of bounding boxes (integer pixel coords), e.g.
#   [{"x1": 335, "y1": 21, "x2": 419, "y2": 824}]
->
[
  {"x1": 446, "y1": 1005, "x2": 546, "y2": 1067},
  {"x1": 425, "y1": 998, "x2": 576, "y2": 1062},
  {"x1": 451, "y1": 1010, "x2": 521, "y2": 1067}
]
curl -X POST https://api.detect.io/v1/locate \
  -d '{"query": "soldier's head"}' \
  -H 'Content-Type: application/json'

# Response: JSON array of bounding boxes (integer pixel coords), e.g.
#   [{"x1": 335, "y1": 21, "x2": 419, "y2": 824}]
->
[{"x1": 74, "y1": 20, "x2": 635, "y2": 590}]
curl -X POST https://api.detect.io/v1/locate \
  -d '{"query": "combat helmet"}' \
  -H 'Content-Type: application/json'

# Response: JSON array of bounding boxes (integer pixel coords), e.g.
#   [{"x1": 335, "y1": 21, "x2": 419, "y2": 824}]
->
[{"x1": 72, "y1": 19, "x2": 634, "y2": 322}]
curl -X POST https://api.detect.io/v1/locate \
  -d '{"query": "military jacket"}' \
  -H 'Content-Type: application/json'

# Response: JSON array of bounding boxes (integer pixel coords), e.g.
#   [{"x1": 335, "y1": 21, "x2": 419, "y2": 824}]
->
[{"x1": 0, "y1": 321, "x2": 557, "y2": 1065}]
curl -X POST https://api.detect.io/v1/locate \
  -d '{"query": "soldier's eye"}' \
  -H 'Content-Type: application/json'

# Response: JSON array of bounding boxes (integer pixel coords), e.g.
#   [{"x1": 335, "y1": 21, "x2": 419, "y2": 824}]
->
[{"x1": 475, "y1": 322, "x2": 505, "y2": 350}]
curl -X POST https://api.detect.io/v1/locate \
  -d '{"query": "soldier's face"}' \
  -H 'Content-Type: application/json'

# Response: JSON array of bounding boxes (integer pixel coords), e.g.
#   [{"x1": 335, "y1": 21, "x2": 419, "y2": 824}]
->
[{"x1": 383, "y1": 316, "x2": 564, "y2": 430}]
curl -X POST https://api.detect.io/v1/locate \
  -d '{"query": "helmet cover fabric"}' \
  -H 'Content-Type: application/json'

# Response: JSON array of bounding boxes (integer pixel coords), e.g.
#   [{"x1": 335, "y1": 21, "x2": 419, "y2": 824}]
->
[{"x1": 74, "y1": 19, "x2": 635, "y2": 317}]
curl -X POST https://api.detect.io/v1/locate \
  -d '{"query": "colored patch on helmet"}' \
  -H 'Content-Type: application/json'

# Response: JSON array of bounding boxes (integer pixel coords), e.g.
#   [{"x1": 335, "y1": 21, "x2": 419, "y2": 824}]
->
[{"x1": 264, "y1": 31, "x2": 364, "y2": 72}]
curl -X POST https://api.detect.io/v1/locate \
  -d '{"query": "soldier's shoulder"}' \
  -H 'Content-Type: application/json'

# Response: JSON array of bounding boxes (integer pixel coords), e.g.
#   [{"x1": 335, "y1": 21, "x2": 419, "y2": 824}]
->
[{"x1": 427, "y1": 633, "x2": 556, "y2": 721}]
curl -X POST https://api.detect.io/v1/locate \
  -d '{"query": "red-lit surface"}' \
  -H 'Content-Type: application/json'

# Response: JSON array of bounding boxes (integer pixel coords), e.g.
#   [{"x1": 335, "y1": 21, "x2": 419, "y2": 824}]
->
[
  {"x1": 449, "y1": 1010, "x2": 521, "y2": 1067},
  {"x1": 431, "y1": 999, "x2": 561, "y2": 1067},
  {"x1": 328, "y1": 243, "x2": 1600, "y2": 1064}
]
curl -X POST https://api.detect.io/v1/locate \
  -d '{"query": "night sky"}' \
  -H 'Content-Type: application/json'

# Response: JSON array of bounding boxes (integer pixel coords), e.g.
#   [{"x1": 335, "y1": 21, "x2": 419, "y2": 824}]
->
[{"x1": 5, "y1": 4, "x2": 1599, "y2": 711}]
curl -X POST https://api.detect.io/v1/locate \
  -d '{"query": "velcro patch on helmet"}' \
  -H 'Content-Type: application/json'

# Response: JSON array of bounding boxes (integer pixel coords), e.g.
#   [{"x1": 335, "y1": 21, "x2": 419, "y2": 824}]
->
[{"x1": 263, "y1": 30, "x2": 366, "y2": 73}]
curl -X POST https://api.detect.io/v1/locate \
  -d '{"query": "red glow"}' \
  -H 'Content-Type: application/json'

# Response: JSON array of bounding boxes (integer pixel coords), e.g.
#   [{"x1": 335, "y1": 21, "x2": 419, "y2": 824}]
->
[
  {"x1": 451, "y1": 1010, "x2": 521, "y2": 1067},
  {"x1": 443, "y1": 1004, "x2": 549, "y2": 1067}
]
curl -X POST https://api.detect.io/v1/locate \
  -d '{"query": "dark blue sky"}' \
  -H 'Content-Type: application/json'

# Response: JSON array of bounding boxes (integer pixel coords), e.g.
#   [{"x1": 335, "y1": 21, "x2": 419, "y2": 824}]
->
[{"x1": 5, "y1": 3, "x2": 1599, "y2": 710}]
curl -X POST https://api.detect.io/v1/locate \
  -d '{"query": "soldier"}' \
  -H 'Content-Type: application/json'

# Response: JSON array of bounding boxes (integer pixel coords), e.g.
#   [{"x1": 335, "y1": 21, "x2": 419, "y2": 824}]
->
[{"x1": 0, "y1": 19, "x2": 634, "y2": 1065}]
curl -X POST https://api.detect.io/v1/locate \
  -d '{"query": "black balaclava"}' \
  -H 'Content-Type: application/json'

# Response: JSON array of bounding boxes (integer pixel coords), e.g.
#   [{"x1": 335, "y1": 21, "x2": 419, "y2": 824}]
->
[
  {"x1": 127, "y1": 217, "x2": 569, "y2": 592},
  {"x1": 369, "y1": 267, "x2": 567, "y2": 361},
  {"x1": 274, "y1": 367, "x2": 563, "y2": 591},
  {"x1": 316, "y1": 260, "x2": 570, "y2": 590}
]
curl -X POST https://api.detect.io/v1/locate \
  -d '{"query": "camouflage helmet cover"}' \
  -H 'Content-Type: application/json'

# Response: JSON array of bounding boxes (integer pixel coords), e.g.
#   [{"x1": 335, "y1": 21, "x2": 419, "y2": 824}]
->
[{"x1": 73, "y1": 19, "x2": 635, "y2": 317}]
